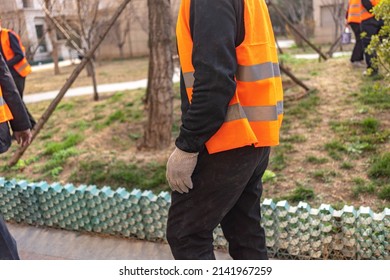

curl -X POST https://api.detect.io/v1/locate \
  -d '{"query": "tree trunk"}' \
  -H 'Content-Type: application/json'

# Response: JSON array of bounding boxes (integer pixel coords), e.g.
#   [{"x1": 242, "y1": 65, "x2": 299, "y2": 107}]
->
[
  {"x1": 119, "y1": 43, "x2": 124, "y2": 59},
  {"x1": 44, "y1": 0, "x2": 60, "y2": 75},
  {"x1": 49, "y1": 27, "x2": 60, "y2": 75},
  {"x1": 141, "y1": 0, "x2": 174, "y2": 150},
  {"x1": 87, "y1": 59, "x2": 99, "y2": 101}
]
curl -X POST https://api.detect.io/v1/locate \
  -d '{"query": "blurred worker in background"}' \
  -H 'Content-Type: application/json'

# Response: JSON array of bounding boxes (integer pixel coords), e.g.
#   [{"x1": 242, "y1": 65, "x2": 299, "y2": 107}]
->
[
  {"x1": 346, "y1": 0, "x2": 365, "y2": 67},
  {"x1": 0, "y1": 19, "x2": 36, "y2": 127}
]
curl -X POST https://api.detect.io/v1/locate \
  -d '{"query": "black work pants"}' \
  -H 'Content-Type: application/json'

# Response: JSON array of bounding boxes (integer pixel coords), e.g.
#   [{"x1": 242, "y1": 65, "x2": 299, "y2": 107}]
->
[
  {"x1": 361, "y1": 17, "x2": 384, "y2": 72},
  {"x1": 349, "y1": 22, "x2": 364, "y2": 63},
  {"x1": 12, "y1": 73, "x2": 36, "y2": 128},
  {"x1": 167, "y1": 145, "x2": 270, "y2": 260},
  {"x1": 0, "y1": 215, "x2": 20, "y2": 260}
]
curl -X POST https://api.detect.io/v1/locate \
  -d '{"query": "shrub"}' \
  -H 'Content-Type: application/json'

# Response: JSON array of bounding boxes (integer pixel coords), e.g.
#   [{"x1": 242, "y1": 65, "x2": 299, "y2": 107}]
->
[{"x1": 367, "y1": 0, "x2": 390, "y2": 79}]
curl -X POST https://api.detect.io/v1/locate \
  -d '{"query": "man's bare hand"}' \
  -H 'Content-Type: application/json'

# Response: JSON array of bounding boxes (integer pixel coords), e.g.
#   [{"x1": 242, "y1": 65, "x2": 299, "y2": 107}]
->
[{"x1": 14, "y1": 129, "x2": 32, "y2": 147}]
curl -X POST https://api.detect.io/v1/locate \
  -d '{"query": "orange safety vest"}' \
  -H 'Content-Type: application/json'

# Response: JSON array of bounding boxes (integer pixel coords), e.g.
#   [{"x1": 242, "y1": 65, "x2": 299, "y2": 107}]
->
[
  {"x1": 177, "y1": 0, "x2": 283, "y2": 154},
  {"x1": 1, "y1": 28, "x2": 32, "y2": 77},
  {"x1": 0, "y1": 87, "x2": 14, "y2": 123},
  {"x1": 347, "y1": 0, "x2": 363, "y2": 23},
  {"x1": 360, "y1": 0, "x2": 381, "y2": 21}
]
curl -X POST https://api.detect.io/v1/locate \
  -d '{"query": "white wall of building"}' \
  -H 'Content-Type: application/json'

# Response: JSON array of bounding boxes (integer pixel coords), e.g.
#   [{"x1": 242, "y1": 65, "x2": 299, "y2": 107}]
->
[{"x1": 0, "y1": 0, "x2": 181, "y2": 63}]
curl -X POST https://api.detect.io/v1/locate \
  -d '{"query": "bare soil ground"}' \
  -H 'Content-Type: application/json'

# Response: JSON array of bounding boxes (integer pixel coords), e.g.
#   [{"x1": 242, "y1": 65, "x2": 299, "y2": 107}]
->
[{"x1": 265, "y1": 57, "x2": 389, "y2": 211}]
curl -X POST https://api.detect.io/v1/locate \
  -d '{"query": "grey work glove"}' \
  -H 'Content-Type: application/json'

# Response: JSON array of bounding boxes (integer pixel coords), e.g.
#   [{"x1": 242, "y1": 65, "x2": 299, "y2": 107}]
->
[{"x1": 166, "y1": 147, "x2": 199, "y2": 194}]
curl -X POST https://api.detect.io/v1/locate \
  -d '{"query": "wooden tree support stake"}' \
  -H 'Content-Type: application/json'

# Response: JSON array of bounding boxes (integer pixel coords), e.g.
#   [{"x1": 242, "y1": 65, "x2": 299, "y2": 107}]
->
[
  {"x1": 9, "y1": 0, "x2": 133, "y2": 167},
  {"x1": 268, "y1": 0, "x2": 328, "y2": 61},
  {"x1": 280, "y1": 64, "x2": 310, "y2": 92}
]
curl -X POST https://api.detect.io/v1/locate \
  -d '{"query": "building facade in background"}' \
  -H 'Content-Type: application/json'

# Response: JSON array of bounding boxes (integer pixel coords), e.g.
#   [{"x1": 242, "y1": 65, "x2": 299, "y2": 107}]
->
[
  {"x1": 0, "y1": 0, "x2": 348, "y2": 63},
  {"x1": 312, "y1": 0, "x2": 348, "y2": 44},
  {"x1": 0, "y1": 0, "x2": 180, "y2": 63}
]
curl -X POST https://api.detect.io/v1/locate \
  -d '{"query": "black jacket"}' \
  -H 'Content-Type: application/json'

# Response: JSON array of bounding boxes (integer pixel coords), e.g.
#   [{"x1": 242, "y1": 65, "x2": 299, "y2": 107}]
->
[
  {"x1": 176, "y1": 0, "x2": 245, "y2": 153},
  {"x1": 0, "y1": 52, "x2": 31, "y2": 132},
  {"x1": 362, "y1": 0, "x2": 374, "y2": 12}
]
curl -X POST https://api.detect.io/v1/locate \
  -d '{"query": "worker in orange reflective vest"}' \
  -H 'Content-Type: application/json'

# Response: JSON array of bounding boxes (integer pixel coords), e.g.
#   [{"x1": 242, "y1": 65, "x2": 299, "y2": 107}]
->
[
  {"x1": 0, "y1": 51, "x2": 32, "y2": 260},
  {"x1": 346, "y1": 0, "x2": 365, "y2": 67},
  {"x1": 360, "y1": 0, "x2": 383, "y2": 75},
  {"x1": 0, "y1": 18, "x2": 36, "y2": 127},
  {"x1": 166, "y1": 0, "x2": 283, "y2": 260}
]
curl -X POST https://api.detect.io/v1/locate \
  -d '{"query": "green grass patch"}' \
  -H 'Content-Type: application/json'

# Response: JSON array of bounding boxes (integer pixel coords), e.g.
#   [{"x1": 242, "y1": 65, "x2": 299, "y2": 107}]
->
[
  {"x1": 311, "y1": 169, "x2": 337, "y2": 183},
  {"x1": 351, "y1": 178, "x2": 376, "y2": 198},
  {"x1": 340, "y1": 161, "x2": 354, "y2": 170},
  {"x1": 9, "y1": 155, "x2": 40, "y2": 171},
  {"x1": 358, "y1": 84, "x2": 390, "y2": 110},
  {"x1": 324, "y1": 140, "x2": 346, "y2": 160},
  {"x1": 287, "y1": 92, "x2": 320, "y2": 118},
  {"x1": 269, "y1": 149, "x2": 286, "y2": 171},
  {"x1": 282, "y1": 134, "x2": 307, "y2": 143},
  {"x1": 43, "y1": 133, "x2": 84, "y2": 155},
  {"x1": 44, "y1": 147, "x2": 80, "y2": 170},
  {"x1": 105, "y1": 110, "x2": 126, "y2": 125},
  {"x1": 56, "y1": 102, "x2": 75, "y2": 111},
  {"x1": 330, "y1": 118, "x2": 381, "y2": 137},
  {"x1": 70, "y1": 120, "x2": 89, "y2": 131},
  {"x1": 71, "y1": 160, "x2": 168, "y2": 192},
  {"x1": 378, "y1": 185, "x2": 390, "y2": 200},
  {"x1": 305, "y1": 155, "x2": 329, "y2": 164},
  {"x1": 368, "y1": 153, "x2": 390, "y2": 183},
  {"x1": 361, "y1": 117, "x2": 380, "y2": 134},
  {"x1": 328, "y1": 118, "x2": 388, "y2": 156},
  {"x1": 42, "y1": 147, "x2": 80, "y2": 179},
  {"x1": 285, "y1": 185, "x2": 315, "y2": 203},
  {"x1": 109, "y1": 92, "x2": 125, "y2": 103}
]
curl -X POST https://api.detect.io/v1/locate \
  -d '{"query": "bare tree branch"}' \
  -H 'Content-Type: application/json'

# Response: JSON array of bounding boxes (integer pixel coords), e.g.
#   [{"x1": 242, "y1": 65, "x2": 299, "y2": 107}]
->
[{"x1": 9, "y1": 0, "x2": 134, "y2": 166}]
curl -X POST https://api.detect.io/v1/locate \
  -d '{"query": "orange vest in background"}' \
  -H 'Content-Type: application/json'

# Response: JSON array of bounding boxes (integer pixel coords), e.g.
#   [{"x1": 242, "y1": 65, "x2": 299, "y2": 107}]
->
[
  {"x1": 360, "y1": 0, "x2": 381, "y2": 22},
  {"x1": 0, "y1": 87, "x2": 14, "y2": 123},
  {"x1": 1, "y1": 28, "x2": 32, "y2": 77},
  {"x1": 347, "y1": 0, "x2": 362, "y2": 23},
  {"x1": 176, "y1": 0, "x2": 283, "y2": 154}
]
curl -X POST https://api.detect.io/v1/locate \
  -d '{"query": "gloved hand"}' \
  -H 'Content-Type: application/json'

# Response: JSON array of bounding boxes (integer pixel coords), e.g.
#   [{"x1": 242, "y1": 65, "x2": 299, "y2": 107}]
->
[
  {"x1": 166, "y1": 147, "x2": 199, "y2": 194},
  {"x1": 14, "y1": 129, "x2": 32, "y2": 147}
]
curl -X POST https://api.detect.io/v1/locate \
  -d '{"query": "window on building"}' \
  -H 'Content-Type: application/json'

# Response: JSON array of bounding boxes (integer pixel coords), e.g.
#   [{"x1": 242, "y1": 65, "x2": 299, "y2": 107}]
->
[
  {"x1": 22, "y1": 0, "x2": 34, "y2": 8},
  {"x1": 35, "y1": 25, "x2": 48, "y2": 53}
]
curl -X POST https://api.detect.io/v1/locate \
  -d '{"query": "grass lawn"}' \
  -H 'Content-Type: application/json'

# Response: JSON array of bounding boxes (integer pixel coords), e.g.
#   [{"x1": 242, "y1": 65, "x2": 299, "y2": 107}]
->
[{"x1": 1, "y1": 53, "x2": 389, "y2": 212}]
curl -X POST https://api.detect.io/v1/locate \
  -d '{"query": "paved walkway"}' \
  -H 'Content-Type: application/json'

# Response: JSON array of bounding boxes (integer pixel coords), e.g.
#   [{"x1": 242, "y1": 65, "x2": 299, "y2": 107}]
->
[
  {"x1": 8, "y1": 222, "x2": 231, "y2": 260},
  {"x1": 25, "y1": 64, "x2": 181, "y2": 104},
  {"x1": 25, "y1": 47, "x2": 351, "y2": 105}
]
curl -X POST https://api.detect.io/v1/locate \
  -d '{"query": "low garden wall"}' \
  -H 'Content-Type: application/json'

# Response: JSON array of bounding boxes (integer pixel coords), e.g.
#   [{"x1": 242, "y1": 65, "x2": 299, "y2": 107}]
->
[{"x1": 0, "y1": 178, "x2": 388, "y2": 260}]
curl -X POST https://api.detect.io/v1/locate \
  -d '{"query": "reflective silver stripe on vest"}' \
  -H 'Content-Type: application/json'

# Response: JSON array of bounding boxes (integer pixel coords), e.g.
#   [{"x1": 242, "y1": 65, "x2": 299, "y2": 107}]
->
[
  {"x1": 236, "y1": 62, "x2": 281, "y2": 82},
  {"x1": 17, "y1": 61, "x2": 30, "y2": 73},
  {"x1": 0, "y1": 96, "x2": 5, "y2": 106},
  {"x1": 183, "y1": 71, "x2": 195, "y2": 89},
  {"x1": 349, "y1": 13, "x2": 361, "y2": 17},
  {"x1": 277, "y1": 101, "x2": 284, "y2": 115},
  {"x1": 225, "y1": 101, "x2": 283, "y2": 122},
  {"x1": 183, "y1": 62, "x2": 281, "y2": 88}
]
